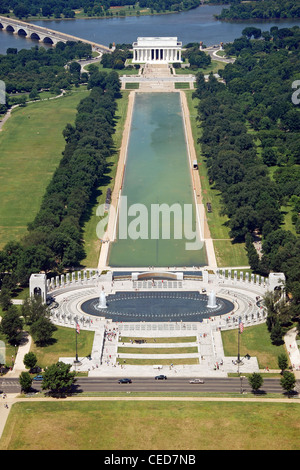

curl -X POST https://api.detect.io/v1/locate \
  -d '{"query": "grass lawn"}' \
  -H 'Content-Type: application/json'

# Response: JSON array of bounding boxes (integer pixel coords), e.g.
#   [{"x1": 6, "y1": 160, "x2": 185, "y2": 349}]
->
[
  {"x1": 84, "y1": 62, "x2": 139, "y2": 75},
  {"x1": 119, "y1": 336, "x2": 196, "y2": 343},
  {"x1": 280, "y1": 204, "x2": 297, "y2": 235},
  {"x1": 175, "y1": 59, "x2": 226, "y2": 76},
  {"x1": 221, "y1": 323, "x2": 287, "y2": 370},
  {"x1": 175, "y1": 82, "x2": 191, "y2": 89},
  {"x1": 1, "y1": 400, "x2": 299, "y2": 450},
  {"x1": 118, "y1": 346, "x2": 198, "y2": 354},
  {"x1": 125, "y1": 82, "x2": 140, "y2": 89},
  {"x1": 29, "y1": 325, "x2": 95, "y2": 370},
  {"x1": 117, "y1": 358, "x2": 199, "y2": 365},
  {"x1": 0, "y1": 88, "x2": 88, "y2": 249},
  {"x1": 213, "y1": 239, "x2": 249, "y2": 267}
]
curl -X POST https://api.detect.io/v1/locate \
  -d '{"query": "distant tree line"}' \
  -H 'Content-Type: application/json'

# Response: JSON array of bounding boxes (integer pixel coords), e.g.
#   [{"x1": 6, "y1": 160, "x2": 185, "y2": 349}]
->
[
  {"x1": 193, "y1": 26, "x2": 300, "y2": 324},
  {"x1": 0, "y1": 0, "x2": 201, "y2": 19},
  {"x1": 0, "y1": 67, "x2": 121, "y2": 286},
  {"x1": 101, "y1": 46, "x2": 132, "y2": 70},
  {"x1": 216, "y1": 0, "x2": 300, "y2": 21},
  {"x1": 182, "y1": 44, "x2": 211, "y2": 69},
  {"x1": 0, "y1": 41, "x2": 91, "y2": 113}
]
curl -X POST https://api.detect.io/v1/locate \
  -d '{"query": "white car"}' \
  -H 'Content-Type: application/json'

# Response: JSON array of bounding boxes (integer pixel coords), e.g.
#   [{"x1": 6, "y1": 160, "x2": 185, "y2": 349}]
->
[{"x1": 189, "y1": 379, "x2": 204, "y2": 384}]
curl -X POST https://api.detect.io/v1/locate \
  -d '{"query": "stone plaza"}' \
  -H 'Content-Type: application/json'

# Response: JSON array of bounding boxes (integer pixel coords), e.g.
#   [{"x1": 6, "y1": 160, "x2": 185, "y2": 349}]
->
[{"x1": 30, "y1": 269, "x2": 288, "y2": 378}]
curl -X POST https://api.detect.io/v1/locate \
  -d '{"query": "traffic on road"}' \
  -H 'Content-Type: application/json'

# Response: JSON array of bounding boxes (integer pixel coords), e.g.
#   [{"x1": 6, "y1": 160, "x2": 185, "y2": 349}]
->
[{"x1": 1, "y1": 376, "x2": 287, "y2": 395}]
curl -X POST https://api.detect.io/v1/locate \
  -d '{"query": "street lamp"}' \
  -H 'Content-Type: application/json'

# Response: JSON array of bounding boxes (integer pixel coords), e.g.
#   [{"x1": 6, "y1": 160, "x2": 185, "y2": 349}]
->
[{"x1": 240, "y1": 375, "x2": 246, "y2": 394}]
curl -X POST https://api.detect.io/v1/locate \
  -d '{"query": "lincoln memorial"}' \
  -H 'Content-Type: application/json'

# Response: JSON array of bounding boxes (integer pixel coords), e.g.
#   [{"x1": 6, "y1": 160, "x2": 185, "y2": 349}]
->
[{"x1": 132, "y1": 37, "x2": 182, "y2": 64}]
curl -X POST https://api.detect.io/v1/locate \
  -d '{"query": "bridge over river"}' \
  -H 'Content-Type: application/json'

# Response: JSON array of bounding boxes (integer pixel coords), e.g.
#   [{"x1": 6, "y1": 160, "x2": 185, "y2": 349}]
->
[{"x1": 0, "y1": 15, "x2": 111, "y2": 54}]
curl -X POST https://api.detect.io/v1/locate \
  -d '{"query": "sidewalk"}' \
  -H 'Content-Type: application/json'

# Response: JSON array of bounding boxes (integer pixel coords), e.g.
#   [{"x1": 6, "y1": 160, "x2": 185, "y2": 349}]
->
[
  {"x1": 0, "y1": 393, "x2": 19, "y2": 440},
  {"x1": 6, "y1": 332, "x2": 31, "y2": 378},
  {"x1": 284, "y1": 327, "x2": 300, "y2": 380}
]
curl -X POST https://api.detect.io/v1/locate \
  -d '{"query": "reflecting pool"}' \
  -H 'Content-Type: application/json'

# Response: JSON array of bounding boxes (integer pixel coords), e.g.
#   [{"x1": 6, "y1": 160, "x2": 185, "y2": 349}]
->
[{"x1": 108, "y1": 92, "x2": 207, "y2": 267}]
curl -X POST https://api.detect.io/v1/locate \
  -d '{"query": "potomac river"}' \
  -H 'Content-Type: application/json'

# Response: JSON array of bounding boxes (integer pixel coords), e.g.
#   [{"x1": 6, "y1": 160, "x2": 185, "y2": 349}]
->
[{"x1": 1, "y1": 4, "x2": 300, "y2": 53}]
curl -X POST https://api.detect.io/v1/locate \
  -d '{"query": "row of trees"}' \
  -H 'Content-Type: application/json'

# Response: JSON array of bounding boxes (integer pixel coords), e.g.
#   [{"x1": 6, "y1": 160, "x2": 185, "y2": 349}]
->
[
  {"x1": 216, "y1": 0, "x2": 300, "y2": 21},
  {"x1": 222, "y1": 27, "x2": 300, "y2": 313},
  {"x1": 101, "y1": 46, "x2": 132, "y2": 70},
  {"x1": 20, "y1": 361, "x2": 76, "y2": 397},
  {"x1": 0, "y1": 67, "x2": 121, "y2": 286},
  {"x1": 0, "y1": 0, "x2": 201, "y2": 19},
  {"x1": 193, "y1": 26, "x2": 300, "y2": 333},
  {"x1": 194, "y1": 73, "x2": 283, "y2": 242},
  {"x1": 0, "y1": 293, "x2": 56, "y2": 347},
  {"x1": 182, "y1": 44, "x2": 211, "y2": 69}
]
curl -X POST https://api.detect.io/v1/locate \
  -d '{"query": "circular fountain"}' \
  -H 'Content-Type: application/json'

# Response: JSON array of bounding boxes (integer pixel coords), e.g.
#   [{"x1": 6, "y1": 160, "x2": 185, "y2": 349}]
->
[{"x1": 80, "y1": 291, "x2": 234, "y2": 322}]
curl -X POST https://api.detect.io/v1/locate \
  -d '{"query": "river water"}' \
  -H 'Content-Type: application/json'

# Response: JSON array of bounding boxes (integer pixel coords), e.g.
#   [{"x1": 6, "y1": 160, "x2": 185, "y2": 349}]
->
[{"x1": 1, "y1": 4, "x2": 300, "y2": 53}]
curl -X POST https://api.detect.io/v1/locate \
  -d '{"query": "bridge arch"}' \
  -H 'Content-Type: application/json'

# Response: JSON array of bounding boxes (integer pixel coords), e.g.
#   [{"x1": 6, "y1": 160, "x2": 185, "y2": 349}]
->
[
  {"x1": 0, "y1": 22, "x2": 3, "y2": 29},
  {"x1": 17, "y1": 28, "x2": 27, "y2": 36},
  {"x1": 42, "y1": 36, "x2": 54, "y2": 44},
  {"x1": 30, "y1": 32, "x2": 40, "y2": 41},
  {"x1": 6, "y1": 25, "x2": 15, "y2": 32}
]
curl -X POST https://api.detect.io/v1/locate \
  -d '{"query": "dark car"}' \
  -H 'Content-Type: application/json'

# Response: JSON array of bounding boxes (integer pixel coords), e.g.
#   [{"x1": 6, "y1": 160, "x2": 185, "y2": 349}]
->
[
  {"x1": 33, "y1": 375, "x2": 43, "y2": 381},
  {"x1": 155, "y1": 375, "x2": 167, "y2": 380},
  {"x1": 118, "y1": 378, "x2": 132, "y2": 384}
]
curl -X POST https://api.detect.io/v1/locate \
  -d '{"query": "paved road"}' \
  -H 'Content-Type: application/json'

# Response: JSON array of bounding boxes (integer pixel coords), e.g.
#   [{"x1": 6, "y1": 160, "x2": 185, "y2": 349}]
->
[{"x1": 1, "y1": 377, "x2": 286, "y2": 395}]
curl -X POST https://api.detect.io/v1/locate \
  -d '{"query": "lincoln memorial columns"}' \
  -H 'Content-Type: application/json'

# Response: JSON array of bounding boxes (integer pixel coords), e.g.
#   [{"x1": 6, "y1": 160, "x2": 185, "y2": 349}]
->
[{"x1": 132, "y1": 37, "x2": 182, "y2": 64}]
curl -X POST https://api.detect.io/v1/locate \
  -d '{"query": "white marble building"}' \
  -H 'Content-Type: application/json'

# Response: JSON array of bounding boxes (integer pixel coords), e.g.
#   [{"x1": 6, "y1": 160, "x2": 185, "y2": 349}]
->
[{"x1": 132, "y1": 37, "x2": 182, "y2": 64}]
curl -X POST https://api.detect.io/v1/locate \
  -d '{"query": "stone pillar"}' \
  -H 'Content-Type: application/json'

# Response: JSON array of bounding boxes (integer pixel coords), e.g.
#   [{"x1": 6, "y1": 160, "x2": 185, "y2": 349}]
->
[
  {"x1": 29, "y1": 273, "x2": 47, "y2": 303},
  {"x1": 202, "y1": 270, "x2": 208, "y2": 283}
]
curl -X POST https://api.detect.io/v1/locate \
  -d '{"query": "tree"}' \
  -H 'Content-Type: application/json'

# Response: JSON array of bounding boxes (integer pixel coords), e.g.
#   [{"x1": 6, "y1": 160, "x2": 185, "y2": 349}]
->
[
  {"x1": 245, "y1": 233, "x2": 260, "y2": 272},
  {"x1": 42, "y1": 361, "x2": 76, "y2": 397},
  {"x1": 248, "y1": 372, "x2": 264, "y2": 392},
  {"x1": 69, "y1": 61, "x2": 81, "y2": 76},
  {"x1": 262, "y1": 148, "x2": 277, "y2": 167},
  {"x1": 22, "y1": 296, "x2": 50, "y2": 325},
  {"x1": 19, "y1": 371, "x2": 32, "y2": 393},
  {"x1": 23, "y1": 352, "x2": 38, "y2": 372},
  {"x1": 0, "y1": 306, "x2": 23, "y2": 345},
  {"x1": 280, "y1": 370, "x2": 296, "y2": 396},
  {"x1": 277, "y1": 353, "x2": 289, "y2": 374},
  {"x1": 13, "y1": 3, "x2": 29, "y2": 18},
  {"x1": 242, "y1": 27, "x2": 262, "y2": 39},
  {"x1": 0, "y1": 287, "x2": 12, "y2": 311},
  {"x1": 29, "y1": 88, "x2": 40, "y2": 100},
  {"x1": 270, "y1": 320, "x2": 284, "y2": 345},
  {"x1": 30, "y1": 316, "x2": 57, "y2": 347}
]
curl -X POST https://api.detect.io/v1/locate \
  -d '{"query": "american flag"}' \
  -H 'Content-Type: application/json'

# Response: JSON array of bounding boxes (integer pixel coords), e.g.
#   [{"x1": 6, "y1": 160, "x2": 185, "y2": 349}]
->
[
  {"x1": 76, "y1": 323, "x2": 80, "y2": 334},
  {"x1": 239, "y1": 319, "x2": 244, "y2": 333}
]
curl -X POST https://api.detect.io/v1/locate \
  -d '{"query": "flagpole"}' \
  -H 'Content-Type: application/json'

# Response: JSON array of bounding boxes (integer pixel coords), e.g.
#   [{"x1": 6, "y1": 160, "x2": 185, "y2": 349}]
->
[
  {"x1": 237, "y1": 317, "x2": 244, "y2": 375},
  {"x1": 75, "y1": 325, "x2": 78, "y2": 363},
  {"x1": 237, "y1": 326, "x2": 240, "y2": 376},
  {"x1": 74, "y1": 323, "x2": 80, "y2": 364}
]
